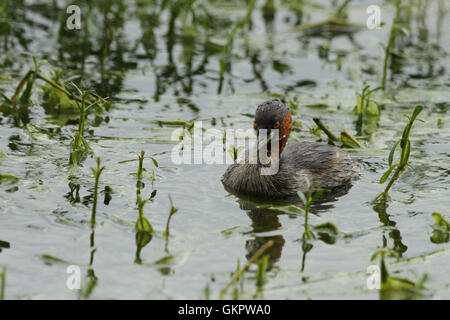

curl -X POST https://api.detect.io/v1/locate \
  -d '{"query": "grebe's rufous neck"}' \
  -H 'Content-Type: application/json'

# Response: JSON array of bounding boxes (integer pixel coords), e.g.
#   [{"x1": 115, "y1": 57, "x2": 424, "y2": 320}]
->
[{"x1": 221, "y1": 99, "x2": 360, "y2": 198}]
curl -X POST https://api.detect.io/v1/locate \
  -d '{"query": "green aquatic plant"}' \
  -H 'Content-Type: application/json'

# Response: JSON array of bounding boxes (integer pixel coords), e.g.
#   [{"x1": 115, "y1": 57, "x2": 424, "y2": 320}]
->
[
  {"x1": 136, "y1": 197, "x2": 153, "y2": 236},
  {"x1": 0, "y1": 59, "x2": 108, "y2": 162},
  {"x1": 77, "y1": 158, "x2": 103, "y2": 299},
  {"x1": 287, "y1": 0, "x2": 363, "y2": 34},
  {"x1": 2, "y1": 58, "x2": 108, "y2": 109},
  {"x1": 0, "y1": 265, "x2": 5, "y2": 300},
  {"x1": 136, "y1": 150, "x2": 145, "y2": 200},
  {"x1": 0, "y1": 57, "x2": 44, "y2": 126},
  {"x1": 381, "y1": 0, "x2": 410, "y2": 90},
  {"x1": 134, "y1": 156, "x2": 156, "y2": 265},
  {"x1": 179, "y1": 0, "x2": 200, "y2": 41},
  {"x1": 0, "y1": 152, "x2": 19, "y2": 185},
  {"x1": 150, "y1": 195, "x2": 179, "y2": 265},
  {"x1": 297, "y1": 181, "x2": 318, "y2": 241},
  {"x1": 13, "y1": 57, "x2": 45, "y2": 106},
  {"x1": 335, "y1": 0, "x2": 352, "y2": 19},
  {"x1": 79, "y1": 269, "x2": 98, "y2": 300},
  {"x1": 281, "y1": 0, "x2": 305, "y2": 25},
  {"x1": 262, "y1": 0, "x2": 276, "y2": 31},
  {"x1": 137, "y1": 150, "x2": 145, "y2": 181},
  {"x1": 231, "y1": 259, "x2": 242, "y2": 300},
  {"x1": 297, "y1": 177, "x2": 339, "y2": 271},
  {"x1": 297, "y1": 177, "x2": 333, "y2": 240},
  {"x1": 373, "y1": 105, "x2": 423, "y2": 203},
  {"x1": 41, "y1": 70, "x2": 81, "y2": 123},
  {"x1": 90, "y1": 157, "x2": 105, "y2": 227},
  {"x1": 68, "y1": 86, "x2": 99, "y2": 166},
  {"x1": 228, "y1": 145, "x2": 244, "y2": 161},
  {"x1": 134, "y1": 150, "x2": 159, "y2": 199},
  {"x1": 219, "y1": 240, "x2": 274, "y2": 299},
  {"x1": 0, "y1": 0, "x2": 10, "y2": 41},
  {"x1": 39, "y1": 254, "x2": 71, "y2": 265},
  {"x1": 430, "y1": 212, "x2": 450, "y2": 244},
  {"x1": 66, "y1": 182, "x2": 81, "y2": 204},
  {"x1": 353, "y1": 85, "x2": 381, "y2": 136},
  {"x1": 204, "y1": 282, "x2": 211, "y2": 300},
  {"x1": 164, "y1": 195, "x2": 179, "y2": 243},
  {"x1": 0, "y1": 152, "x2": 18, "y2": 189},
  {"x1": 371, "y1": 249, "x2": 429, "y2": 300},
  {"x1": 372, "y1": 200, "x2": 408, "y2": 257},
  {"x1": 313, "y1": 118, "x2": 362, "y2": 148},
  {"x1": 254, "y1": 254, "x2": 269, "y2": 299},
  {"x1": 312, "y1": 222, "x2": 339, "y2": 245},
  {"x1": 218, "y1": 0, "x2": 256, "y2": 93},
  {"x1": 135, "y1": 195, "x2": 153, "y2": 264}
]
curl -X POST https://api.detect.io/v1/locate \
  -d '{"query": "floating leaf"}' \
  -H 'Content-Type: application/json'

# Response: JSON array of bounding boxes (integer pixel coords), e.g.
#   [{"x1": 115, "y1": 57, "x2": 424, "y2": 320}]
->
[
  {"x1": 39, "y1": 254, "x2": 71, "y2": 265},
  {"x1": 430, "y1": 212, "x2": 450, "y2": 244},
  {"x1": 431, "y1": 212, "x2": 450, "y2": 231},
  {"x1": 304, "y1": 103, "x2": 329, "y2": 109},
  {"x1": 370, "y1": 248, "x2": 400, "y2": 261},
  {"x1": 0, "y1": 174, "x2": 19, "y2": 183},
  {"x1": 313, "y1": 222, "x2": 339, "y2": 235}
]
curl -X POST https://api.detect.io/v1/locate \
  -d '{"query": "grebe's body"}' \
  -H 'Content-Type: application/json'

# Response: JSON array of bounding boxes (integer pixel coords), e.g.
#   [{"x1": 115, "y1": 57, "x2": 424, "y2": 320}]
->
[{"x1": 221, "y1": 99, "x2": 359, "y2": 198}]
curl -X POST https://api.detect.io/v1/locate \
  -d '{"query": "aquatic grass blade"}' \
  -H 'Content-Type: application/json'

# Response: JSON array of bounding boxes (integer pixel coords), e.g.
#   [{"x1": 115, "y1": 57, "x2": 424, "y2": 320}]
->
[{"x1": 380, "y1": 164, "x2": 399, "y2": 184}]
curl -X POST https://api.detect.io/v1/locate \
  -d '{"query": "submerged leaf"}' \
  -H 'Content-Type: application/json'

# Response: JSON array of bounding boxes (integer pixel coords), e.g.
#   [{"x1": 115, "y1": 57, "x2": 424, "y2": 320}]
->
[
  {"x1": 135, "y1": 230, "x2": 152, "y2": 248},
  {"x1": 258, "y1": 204, "x2": 304, "y2": 215}
]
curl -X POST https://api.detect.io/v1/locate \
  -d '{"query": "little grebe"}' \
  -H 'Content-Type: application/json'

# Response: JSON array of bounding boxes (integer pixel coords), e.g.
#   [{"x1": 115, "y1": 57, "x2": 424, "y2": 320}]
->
[{"x1": 221, "y1": 99, "x2": 360, "y2": 198}]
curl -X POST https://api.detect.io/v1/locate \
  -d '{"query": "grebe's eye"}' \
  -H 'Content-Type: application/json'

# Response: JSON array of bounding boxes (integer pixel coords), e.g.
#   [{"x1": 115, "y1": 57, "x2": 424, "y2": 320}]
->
[
  {"x1": 273, "y1": 121, "x2": 280, "y2": 129},
  {"x1": 253, "y1": 120, "x2": 257, "y2": 129}
]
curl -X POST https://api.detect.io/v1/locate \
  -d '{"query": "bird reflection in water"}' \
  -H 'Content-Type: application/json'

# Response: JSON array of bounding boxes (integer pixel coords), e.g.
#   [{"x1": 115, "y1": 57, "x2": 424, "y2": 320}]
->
[{"x1": 233, "y1": 183, "x2": 353, "y2": 272}]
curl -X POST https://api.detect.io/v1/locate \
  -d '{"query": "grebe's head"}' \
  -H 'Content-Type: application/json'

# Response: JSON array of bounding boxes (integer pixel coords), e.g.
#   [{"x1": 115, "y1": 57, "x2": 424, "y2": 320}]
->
[{"x1": 253, "y1": 99, "x2": 292, "y2": 154}]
